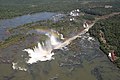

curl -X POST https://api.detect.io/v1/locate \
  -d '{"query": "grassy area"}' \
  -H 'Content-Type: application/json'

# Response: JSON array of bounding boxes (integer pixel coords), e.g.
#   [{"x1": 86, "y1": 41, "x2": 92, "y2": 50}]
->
[{"x1": 0, "y1": 34, "x2": 26, "y2": 48}]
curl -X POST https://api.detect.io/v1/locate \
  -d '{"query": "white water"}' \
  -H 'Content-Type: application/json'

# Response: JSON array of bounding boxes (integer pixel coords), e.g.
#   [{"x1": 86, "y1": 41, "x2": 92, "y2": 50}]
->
[
  {"x1": 23, "y1": 23, "x2": 95, "y2": 64},
  {"x1": 12, "y1": 62, "x2": 27, "y2": 71},
  {"x1": 23, "y1": 33, "x2": 62, "y2": 64}
]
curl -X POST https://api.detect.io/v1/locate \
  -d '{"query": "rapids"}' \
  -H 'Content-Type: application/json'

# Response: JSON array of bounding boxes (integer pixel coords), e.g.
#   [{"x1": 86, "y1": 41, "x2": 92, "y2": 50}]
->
[{"x1": 23, "y1": 22, "x2": 95, "y2": 64}]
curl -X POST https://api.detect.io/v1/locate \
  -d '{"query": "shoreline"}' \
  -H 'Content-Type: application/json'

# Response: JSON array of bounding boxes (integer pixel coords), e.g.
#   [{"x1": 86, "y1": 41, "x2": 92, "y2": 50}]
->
[{"x1": 89, "y1": 12, "x2": 120, "y2": 68}]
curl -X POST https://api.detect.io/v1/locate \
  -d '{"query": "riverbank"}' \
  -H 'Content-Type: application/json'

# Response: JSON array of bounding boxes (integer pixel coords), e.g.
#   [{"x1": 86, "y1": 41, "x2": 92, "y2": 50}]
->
[
  {"x1": 0, "y1": 10, "x2": 120, "y2": 80},
  {"x1": 89, "y1": 12, "x2": 120, "y2": 68},
  {"x1": 0, "y1": 1, "x2": 120, "y2": 19},
  {"x1": 0, "y1": 12, "x2": 66, "y2": 41}
]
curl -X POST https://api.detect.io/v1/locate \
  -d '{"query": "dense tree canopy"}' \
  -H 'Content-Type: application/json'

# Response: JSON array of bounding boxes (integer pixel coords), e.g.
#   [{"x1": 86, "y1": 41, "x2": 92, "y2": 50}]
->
[{"x1": 89, "y1": 14, "x2": 120, "y2": 67}]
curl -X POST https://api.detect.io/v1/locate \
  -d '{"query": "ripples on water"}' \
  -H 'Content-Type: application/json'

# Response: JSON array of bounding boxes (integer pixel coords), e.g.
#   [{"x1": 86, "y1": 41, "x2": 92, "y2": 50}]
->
[{"x1": 0, "y1": 12, "x2": 64, "y2": 40}]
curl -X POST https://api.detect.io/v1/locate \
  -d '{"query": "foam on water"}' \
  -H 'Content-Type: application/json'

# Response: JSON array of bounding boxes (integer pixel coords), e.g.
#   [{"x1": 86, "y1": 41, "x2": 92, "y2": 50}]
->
[
  {"x1": 23, "y1": 22, "x2": 95, "y2": 64},
  {"x1": 23, "y1": 32, "x2": 62, "y2": 64},
  {"x1": 12, "y1": 62, "x2": 27, "y2": 71}
]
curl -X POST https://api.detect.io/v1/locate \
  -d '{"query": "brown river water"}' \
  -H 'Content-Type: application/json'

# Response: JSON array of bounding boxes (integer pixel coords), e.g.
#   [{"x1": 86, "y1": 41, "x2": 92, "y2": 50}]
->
[{"x1": 0, "y1": 12, "x2": 120, "y2": 80}]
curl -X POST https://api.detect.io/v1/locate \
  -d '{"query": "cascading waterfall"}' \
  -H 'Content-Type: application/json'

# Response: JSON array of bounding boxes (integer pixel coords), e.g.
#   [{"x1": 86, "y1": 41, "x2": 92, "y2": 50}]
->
[
  {"x1": 23, "y1": 31, "x2": 62, "y2": 64},
  {"x1": 23, "y1": 22, "x2": 94, "y2": 64}
]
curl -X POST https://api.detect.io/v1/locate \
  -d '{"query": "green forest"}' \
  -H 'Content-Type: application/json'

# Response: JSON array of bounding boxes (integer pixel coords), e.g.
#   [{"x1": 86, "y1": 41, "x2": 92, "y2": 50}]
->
[
  {"x1": 89, "y1": 15, "x2": 120, "y2": 67},
  {"x1": 0, "y1": 0, "x2": 120, "y2": 19}
]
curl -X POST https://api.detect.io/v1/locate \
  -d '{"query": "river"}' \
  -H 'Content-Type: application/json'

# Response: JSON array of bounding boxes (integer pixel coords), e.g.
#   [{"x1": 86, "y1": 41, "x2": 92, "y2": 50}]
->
[
  {"x1": 0, "y1": 12, "x2": 64, "y2": 40},
  {"x1": 0, "y1": 12, "x2": 120, "y2": 80}
]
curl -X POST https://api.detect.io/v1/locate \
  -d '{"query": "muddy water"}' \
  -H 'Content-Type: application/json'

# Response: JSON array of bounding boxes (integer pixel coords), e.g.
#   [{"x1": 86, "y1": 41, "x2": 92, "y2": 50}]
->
[
  {"x1": 0, "y1": 32, "x2": 120, "y2": 80},
  {"x1": 0, "y1": 12, "x2": 120, "y2": 80},
  {"x1": 37, "y1": 33, "x2": 120, "y2": 80}
]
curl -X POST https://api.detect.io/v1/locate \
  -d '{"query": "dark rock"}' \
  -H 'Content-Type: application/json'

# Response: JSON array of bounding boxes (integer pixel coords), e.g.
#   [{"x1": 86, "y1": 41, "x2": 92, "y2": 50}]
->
[{"x1": 91, "y1": 67, "x2": 103, "y2": 80}]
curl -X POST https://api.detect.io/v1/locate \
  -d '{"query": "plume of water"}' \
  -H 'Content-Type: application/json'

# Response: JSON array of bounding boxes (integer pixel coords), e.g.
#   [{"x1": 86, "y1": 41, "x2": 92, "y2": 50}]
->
[
  {"x1": 23, "y1": 32, "x2": 62, "y2": 64},
  {"x1": 23, "y1": 22, "x2": 95, "y2": 64}
]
